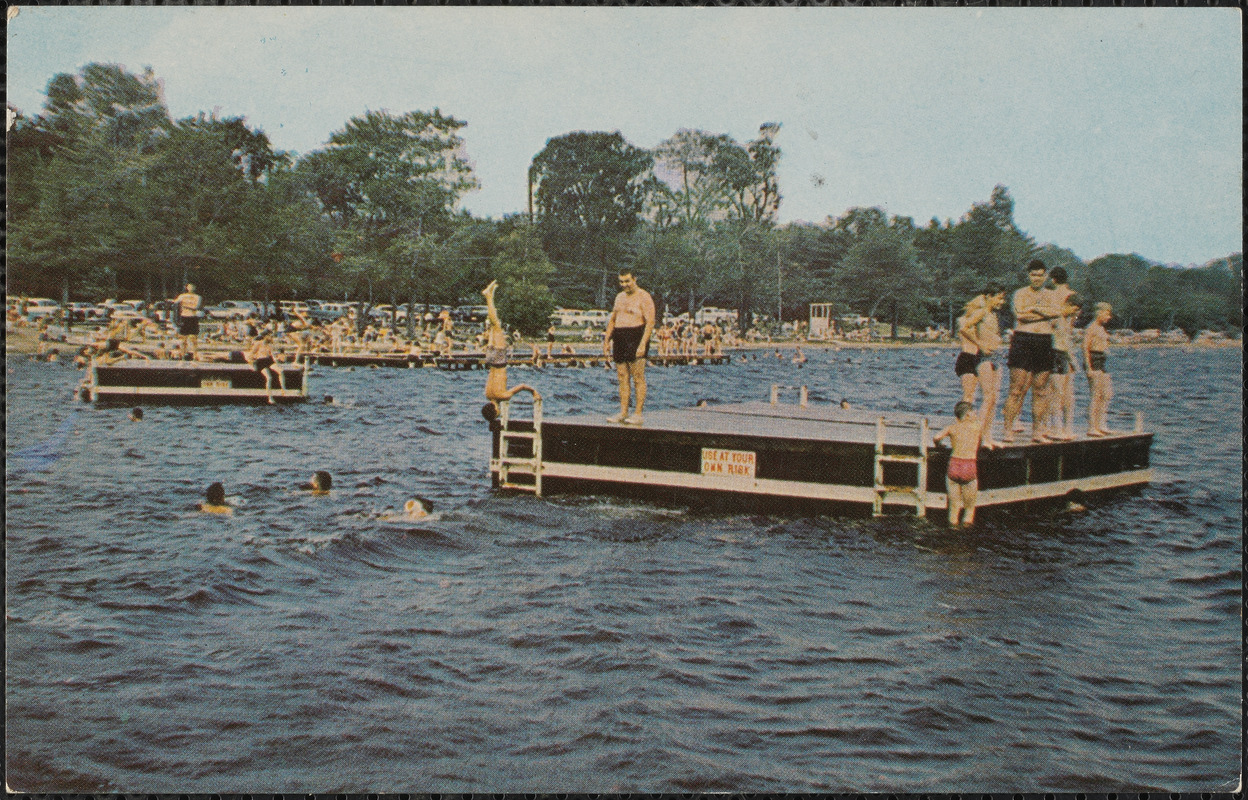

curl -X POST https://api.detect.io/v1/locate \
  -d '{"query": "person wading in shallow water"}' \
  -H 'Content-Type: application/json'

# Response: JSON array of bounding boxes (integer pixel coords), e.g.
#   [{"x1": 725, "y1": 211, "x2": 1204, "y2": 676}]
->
[{"x1": 603, "y1": 269, "x2": 655, "y2": 426}]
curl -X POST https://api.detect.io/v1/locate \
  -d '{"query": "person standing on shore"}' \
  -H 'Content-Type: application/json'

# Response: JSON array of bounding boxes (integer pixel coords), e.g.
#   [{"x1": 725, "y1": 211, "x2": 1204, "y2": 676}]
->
[
  {"x1": 603, "y1": 269, "x2": 655, "y2": 425},
  {"x1": 172, "y1": 283, "x2": 202, "y2": 357},
  {"x1": 1001, "y1": 260, "x2": 1059, "y2": 443}
]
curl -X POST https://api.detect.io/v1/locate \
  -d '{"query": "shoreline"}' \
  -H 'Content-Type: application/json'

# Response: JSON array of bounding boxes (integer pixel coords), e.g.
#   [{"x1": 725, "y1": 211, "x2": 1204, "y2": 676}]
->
[{"x1": 6, "y1": 324, "x2": 1239, "y2": 358}]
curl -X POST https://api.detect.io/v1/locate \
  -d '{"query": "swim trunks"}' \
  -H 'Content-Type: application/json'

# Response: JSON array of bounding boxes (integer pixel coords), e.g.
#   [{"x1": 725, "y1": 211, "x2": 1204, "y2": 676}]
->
[
  {"x1": 252, "y1": 356, "x2": 275, "y2": 372},
  {"x1": 1006, "y1": 331, "x2": 1054, "y2": 373},
  {"x1": 178, "y1": 316, "x2": 200, "y2": 336},
  {"x1": 1088, "y1": 351, "x2": 1107, "y2": 372},
  {"x1": 947, "y1": 457, "x2": 978, "y2": 485},
  {"x1": 954, "y1": 351, "x2": 981, "y2": 377},
  {"x1": 611, "y1": 326, "x2": 649, "y2": 364},
  {"x1": 483, "y1": 345, "x2": 509, "y2": 368},
  {"x1": 1050, "y1": 349, "x2": 1074, "y2": 375}
]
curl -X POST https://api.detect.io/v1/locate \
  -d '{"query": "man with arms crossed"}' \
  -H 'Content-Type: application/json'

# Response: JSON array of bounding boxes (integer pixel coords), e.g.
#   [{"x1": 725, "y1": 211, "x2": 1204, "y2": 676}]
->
[
  {"x1": 1001, "y1": 260, "x2": 1060, "y2": 443},
  {"x1": 172, "y1": 283, "x2": 202, "y2": 357},
  {"x1": 603, "y1": 269, "x2": 655, "y2": 425}
]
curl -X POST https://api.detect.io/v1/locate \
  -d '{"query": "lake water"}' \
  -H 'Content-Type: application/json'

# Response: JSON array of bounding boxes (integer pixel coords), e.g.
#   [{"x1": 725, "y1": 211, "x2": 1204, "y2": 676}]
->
[{"x1": 5, "y1": 345, "x2": 1242, "y2": 792}]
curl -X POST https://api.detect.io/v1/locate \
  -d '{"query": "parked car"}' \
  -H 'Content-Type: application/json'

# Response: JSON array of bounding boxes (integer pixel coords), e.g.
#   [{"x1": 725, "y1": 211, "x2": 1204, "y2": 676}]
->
[
  {"x1": 310, "y1": 302, "x2": 352, "y2": 322},
  {"x1": 24, "y1": 298, "x2": 61, "y2": 319},
  {"x1": 550, "y1": 308, "x2": 610, "y2": 327},
  {"x1": 454, "y1": 305, "x2": 489, "y2": 323},
  {"x1": 694, "y1": 306, "x2": 738, "y2": 325},
  {"x1": 206, "y1": 300, "x2": 261, "y2": 320},
  {"x1": 67, "y1": 302, "x2": 105, "y2": 322}
]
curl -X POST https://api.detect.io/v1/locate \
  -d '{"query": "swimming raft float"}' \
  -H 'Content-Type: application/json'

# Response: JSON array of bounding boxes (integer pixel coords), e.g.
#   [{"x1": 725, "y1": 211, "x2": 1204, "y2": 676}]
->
[
  {"x1": 80, "y1": 359, "x2": 310, "y2": 405},
  {"x1": 488, "y1": 386, "x2": 1153, "y2": 516}
]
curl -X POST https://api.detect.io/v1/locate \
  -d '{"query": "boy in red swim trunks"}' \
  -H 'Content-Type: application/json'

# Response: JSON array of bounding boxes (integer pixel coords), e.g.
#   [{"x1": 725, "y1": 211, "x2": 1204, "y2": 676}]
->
[{"x1": 933, "y1": 400, "x2": 986, "y2": 527}]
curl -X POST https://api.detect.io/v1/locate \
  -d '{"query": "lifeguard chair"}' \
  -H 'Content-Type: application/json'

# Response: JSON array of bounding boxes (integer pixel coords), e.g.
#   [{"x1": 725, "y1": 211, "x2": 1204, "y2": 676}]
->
[{"x1": 809, "y1": 303, "x2": 838, "y2": 339}]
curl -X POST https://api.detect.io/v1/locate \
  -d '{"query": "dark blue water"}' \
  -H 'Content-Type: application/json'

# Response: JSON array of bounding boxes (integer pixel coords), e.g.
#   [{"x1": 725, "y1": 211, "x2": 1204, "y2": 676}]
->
[{"x1": 5, "y1": 345, "x2": 1241, "y2": 792}]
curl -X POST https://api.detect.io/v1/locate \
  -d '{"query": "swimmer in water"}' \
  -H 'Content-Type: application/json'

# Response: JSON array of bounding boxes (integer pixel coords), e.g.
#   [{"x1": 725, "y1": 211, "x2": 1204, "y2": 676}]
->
[
  {"x1": 404, "y1": 496, "x2": 433, "y2": 518},
  {"x1": 303, "y1": 471, "x2": 332, "y2": 494},
  {"x1": 482, "y1": 280, "x2": 539, "y2": 415},
  {"x1": 200, "y1": 482, "x2": 231, "y2": 514},
  {"x1": 129, "y1": 407, "x2": 144, "y2": 422}
]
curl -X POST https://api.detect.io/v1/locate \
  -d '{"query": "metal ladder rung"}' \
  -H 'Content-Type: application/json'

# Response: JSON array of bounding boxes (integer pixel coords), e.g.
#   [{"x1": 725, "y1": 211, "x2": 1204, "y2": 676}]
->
[
  {"x1": 872, "y1": 415, "x2": 929, "y2": 517},
  {"x1": 877, "y1": 454, "x2": 924, "y2": 464},
  {"x1": 497, "y1": 397, "x2": 543, "y2": 497}
]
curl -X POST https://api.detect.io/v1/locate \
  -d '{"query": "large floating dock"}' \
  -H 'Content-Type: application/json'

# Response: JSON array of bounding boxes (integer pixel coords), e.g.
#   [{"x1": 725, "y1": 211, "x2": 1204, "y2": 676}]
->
[
  {"x1": 82, "y1": 360, "x2": 310, "y2": 405},
  {"x1": 489, "y1": 394, "x2": 1153, "y2": 516}
]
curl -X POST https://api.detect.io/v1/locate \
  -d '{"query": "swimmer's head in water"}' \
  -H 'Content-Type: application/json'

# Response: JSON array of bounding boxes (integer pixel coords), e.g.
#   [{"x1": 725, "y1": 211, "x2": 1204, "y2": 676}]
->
[
  {"x1": 130, "y1": 407, "x2": 144, "y2": 421},
  {"x1": 954, "y1": 401, "x2": 974, "y2": 420},
  {"x1": 405, "y1": 496, "x2": 433, "y2": 517},
  {"x1": 323, "y1": 395, "x2": 334, "y2": 404},
  {"x1": 309, "y1": 471, "x2": 332, "y2": 491},
  {"x1": 481, "y1": 402, "x2": 499, "y2": 422},
  {"x1": 206, "y1": 482, "x2": 226, "y2": 505}
]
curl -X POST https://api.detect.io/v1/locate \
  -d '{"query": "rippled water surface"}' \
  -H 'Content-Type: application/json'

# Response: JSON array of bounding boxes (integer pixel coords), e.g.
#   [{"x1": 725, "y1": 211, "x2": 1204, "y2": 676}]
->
[{"x1": 5, "y1": 346, "x2": 1241, "y2": 792}]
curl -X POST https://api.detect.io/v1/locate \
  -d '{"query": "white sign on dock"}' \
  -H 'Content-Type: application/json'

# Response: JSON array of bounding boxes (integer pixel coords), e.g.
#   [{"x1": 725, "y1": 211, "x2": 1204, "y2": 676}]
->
[{"x1": 701, "y1": 448, "x2": 757, "y2": 479}]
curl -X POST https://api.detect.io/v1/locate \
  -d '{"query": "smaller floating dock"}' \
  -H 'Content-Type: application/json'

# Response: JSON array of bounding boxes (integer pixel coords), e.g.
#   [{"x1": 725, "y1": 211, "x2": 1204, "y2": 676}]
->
[
  {"x1": 489, "y1": 387, "x2": 1153, "y2": 516},
  {"x1": 82, "y1": 359, "x2": 310, "y2": 405}
]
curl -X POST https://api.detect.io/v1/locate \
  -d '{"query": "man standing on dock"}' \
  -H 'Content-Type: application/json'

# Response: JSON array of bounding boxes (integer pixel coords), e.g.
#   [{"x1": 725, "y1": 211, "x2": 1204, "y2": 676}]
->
[
  {"x1": 603, "y1": 269, "x2": 656, "y2": 425},
  {"x1": 1002, "y1": 260, "x2": 1059, "y2": 443},
  {"x1": 172, "y1": 283, "x2": 202, "y2": 358}
]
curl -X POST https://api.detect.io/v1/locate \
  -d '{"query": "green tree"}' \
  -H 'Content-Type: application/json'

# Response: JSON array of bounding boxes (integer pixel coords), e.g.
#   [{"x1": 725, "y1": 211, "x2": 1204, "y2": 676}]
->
[
  {"x1": 491, "y1": 227, "x2": 557, "y2": 336},
  {"x1": 531, "y1": 131, "x2": 653, "y2": 307},
  {"x1": 298, "y1": 108, "x2": 477, "y2": 333},
  {"x1": 836, "y1": 222, "x2": 929, "y2": 339}
]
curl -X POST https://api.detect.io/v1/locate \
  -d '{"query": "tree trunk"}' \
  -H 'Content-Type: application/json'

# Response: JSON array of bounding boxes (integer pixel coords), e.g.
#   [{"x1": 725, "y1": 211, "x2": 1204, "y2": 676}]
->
[
  {"x1": 62, "y1": 276, "x2": 71, "y2": 332},
  {"x1": 891, "y1": 299, "x2": 899, "y2": 340},
  {"x1": 408, "y1": 284, "x2": 418, "y2": 341}
]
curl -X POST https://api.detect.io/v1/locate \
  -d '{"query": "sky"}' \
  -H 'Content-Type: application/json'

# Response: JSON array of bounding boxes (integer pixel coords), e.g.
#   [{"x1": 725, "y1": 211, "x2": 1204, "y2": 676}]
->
[{"x1": 6, "y1": 6, "x2": 1242, "y2": 267}]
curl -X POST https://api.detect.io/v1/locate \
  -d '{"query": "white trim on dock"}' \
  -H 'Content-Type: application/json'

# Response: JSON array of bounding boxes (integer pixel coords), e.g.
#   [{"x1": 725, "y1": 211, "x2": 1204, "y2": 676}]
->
[
  {"x1": 494, "y1": 460, "x2": 1154, "y2": 510},
  {"x1": 92, "y1": 385, "x2": 307, "y2": 400}
]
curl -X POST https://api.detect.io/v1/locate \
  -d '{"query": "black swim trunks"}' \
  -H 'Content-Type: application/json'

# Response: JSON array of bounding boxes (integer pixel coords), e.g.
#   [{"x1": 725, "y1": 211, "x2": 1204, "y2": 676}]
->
[
  {"x1": 178, "y1": 315, "x2": 200, "y2": 336},
  {"x1": 1007, "y1": 331, "x2": 1054, "y2": 373},
  {"x1": 611, "y1": 326, "x2": 649, "y2": 364},
  {"x1": 1050, "y1": 349, "x2": 1074, "y2": 375},
  {"x1": 954, "y1": 351, "x2": 981, "y2": 377},
  {"x1": 1088, "y1": 351, "x2": 1108, "y2": 372},
  {"x1": 252, "y1": 356, "x2": 275, "y2": 372}
]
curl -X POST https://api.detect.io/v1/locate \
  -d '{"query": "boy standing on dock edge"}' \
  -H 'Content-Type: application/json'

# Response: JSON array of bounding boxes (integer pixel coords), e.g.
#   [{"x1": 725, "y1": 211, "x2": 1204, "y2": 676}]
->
[{"x1": 604, "y1": 270, "x2": 656, "y2": 425}]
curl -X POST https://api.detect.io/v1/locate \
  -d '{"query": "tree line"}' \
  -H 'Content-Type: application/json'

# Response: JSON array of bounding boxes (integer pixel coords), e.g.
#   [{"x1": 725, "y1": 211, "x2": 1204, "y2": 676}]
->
[{"x1": 8, "y1": 63, "x2": 1242, "y2": 337}]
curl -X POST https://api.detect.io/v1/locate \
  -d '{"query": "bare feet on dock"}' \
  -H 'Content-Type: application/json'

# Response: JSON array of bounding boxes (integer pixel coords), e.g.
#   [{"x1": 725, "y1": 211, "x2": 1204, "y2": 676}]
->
[
  {"x1": 624, "y1": 414, "x2": 643, "y2": 425},
  {"x1": 608, "y1": 412, "x2": 628, "y2": 424}
]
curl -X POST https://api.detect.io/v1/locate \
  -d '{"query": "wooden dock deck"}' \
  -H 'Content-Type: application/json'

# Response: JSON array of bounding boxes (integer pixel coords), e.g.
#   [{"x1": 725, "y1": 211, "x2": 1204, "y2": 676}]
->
[{"x1": 489, "y1": 396, "x2": 1153, "y2": 516}]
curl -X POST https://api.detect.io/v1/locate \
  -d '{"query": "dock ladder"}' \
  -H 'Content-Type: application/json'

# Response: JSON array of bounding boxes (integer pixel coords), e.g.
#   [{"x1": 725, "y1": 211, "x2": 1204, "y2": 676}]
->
[
  {"x1": 496, "y1": 396, "x2": 543, "y2": 496},
  {"x1": 872, "y1": 415, "x2": 930, "y2": 517}
]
